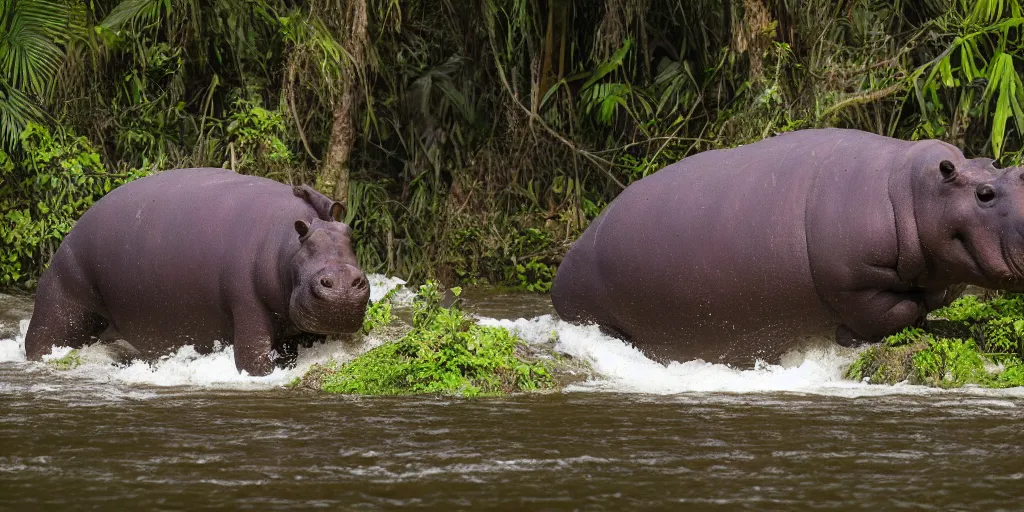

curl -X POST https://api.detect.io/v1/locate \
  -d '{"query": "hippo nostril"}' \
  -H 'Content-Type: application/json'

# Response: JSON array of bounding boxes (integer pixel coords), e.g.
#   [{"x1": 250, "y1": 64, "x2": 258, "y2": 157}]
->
[
  {"x1": 352, "y1": 276, "x2": 368, "y2": 289},
  {"x1": 976, "y1": 183, "x2": 997, "y2": 204},
  {"x1": 320, "y1": 277, "x2": 334, "y2": 289}
]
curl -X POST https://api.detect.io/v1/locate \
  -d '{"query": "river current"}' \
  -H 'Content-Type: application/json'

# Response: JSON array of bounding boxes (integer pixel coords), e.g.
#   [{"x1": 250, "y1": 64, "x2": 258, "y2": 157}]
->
[{"x1": 1, "y1": 276, "x2": 1022, "y2": 509}]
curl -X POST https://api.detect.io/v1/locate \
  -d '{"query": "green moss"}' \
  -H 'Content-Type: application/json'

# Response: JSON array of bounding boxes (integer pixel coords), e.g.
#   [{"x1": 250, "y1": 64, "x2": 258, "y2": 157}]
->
[
  {"x1": 845, "y1": 293, "x2": 1024, "y2": 388},
  {"x1": 47, "y1": 349, "x2": 81, "y2": 371},
  {"x1": 993, "y1": 360, "x2": 1024, "y2": 388},
  {"x1": 303, "y1": 281, "x2": 555, "y2": 397},
  {"x1": 846, "y1": 342, "x2": 927, "y2": 385},
  {"x1": 911, "y1": 338, "x2": 989, "y2": 388},
  {"x1": 362, "y1": 285, "x2": 400, "y2": 334}
]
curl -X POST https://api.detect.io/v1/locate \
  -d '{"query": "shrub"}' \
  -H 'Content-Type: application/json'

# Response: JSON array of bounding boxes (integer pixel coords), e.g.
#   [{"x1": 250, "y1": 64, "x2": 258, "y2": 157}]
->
[
  {"x1": 845, "y1": 293, "x2": 1024, "y2": 388},
  {"x1": 309, "y1": 281, "x2": 554, "y2": 397}
]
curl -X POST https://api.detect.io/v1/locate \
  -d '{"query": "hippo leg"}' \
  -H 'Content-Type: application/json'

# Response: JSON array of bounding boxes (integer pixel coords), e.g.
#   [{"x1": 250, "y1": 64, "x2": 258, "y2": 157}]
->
[
  {"x1": 834, "y1": 325, "x2": 880, "y2": 348},
  {"x1": 924, "y1": 286, "x2": 964, "y2": 311},
  {"x1": 231, "y1": 308, "x2": 277, "y2": 376},
  {"x1": 25, "y1": 281, "x2": 107, "y2": 360},
  {"x1": 831, "y1": 290, "x2": 926, "y2": 346}
]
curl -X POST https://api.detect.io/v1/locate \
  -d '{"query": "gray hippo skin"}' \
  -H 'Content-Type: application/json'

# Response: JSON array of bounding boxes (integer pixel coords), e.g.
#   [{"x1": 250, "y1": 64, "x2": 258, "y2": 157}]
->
[
  {"x1": 24, "y1": 168, "x2": 370, "y2": 375},
  {"x1": 552, "y1": 128, "x2": 1024, "y2": 365}
]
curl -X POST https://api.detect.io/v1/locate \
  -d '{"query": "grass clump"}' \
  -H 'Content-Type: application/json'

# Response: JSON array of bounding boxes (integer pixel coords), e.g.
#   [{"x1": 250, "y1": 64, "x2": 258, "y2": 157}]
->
[
  {"x1": 846, "y1": 293, "x2": 1024, "y2": 388},
  {"x1": 309, "y1": 281, "x2": 554, "y2": 397},
  {"x1": 47, "y1": 349, "x2": 81, "y2": 371}
]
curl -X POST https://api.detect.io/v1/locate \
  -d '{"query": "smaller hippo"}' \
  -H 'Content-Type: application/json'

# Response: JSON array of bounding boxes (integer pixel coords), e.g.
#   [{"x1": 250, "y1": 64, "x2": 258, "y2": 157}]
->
[{"x1": 25, "y1": 168, "x2": 370, "y2": 376}]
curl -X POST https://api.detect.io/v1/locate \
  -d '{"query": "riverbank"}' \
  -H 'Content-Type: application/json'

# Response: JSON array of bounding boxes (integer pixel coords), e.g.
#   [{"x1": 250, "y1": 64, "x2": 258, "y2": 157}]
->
[{"x1": 847, "y1": 293, "x2": 1024, "y2": 388}]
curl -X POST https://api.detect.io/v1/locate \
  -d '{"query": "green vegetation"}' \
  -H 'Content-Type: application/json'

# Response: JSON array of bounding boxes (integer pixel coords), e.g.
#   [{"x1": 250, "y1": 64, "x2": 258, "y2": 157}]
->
[
  {"x1": 47, "y1": 349, "x2": 81, "y2": 371},
  {"x1": 846, "y1": 293, "x2": 1024, "y2": 388},
  {"x1": 302, "y1": 281, "x2": 555, "y2": 397},
  {"x1": 361, "y1": 285, "x2": 401, "y2": 335},
  {"x1": 4, "y1": 1, "x2": 1024, "y2": 291},
  {"x1": 1, "y1": 124, "x2": 150, "y2": 286}
]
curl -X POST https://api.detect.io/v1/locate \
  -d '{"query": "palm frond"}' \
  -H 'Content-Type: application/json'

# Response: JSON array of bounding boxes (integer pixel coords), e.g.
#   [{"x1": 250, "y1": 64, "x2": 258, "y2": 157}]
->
[
  {"x1": 0, "y1": 0, "x2": 76, "y2": 98},
  {"x1": 99, "y1": 0, "x2": 165, "y2": 30},
  {"x1": 0, "y1": 77, "x2": 49, "y2": 151}
]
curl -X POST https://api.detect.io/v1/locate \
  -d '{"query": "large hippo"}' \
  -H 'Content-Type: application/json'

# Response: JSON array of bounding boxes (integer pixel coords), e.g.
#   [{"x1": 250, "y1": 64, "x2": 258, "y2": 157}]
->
[
  {"x1": 25, "y1": 168, "x2": 370, "y2": 376},
  {"x1": 552, "y1": 128, "x2": 1024, "y2": 365}
]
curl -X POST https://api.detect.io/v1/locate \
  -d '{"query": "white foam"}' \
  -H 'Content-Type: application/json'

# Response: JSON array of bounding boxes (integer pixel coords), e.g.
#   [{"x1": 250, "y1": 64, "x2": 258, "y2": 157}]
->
[
  {"x1": 2, "y1": 275, "x2": 1024, "y2": 396},
  {"x1": 2, "y1": 331, "x2": 388, "y2": 390},
  {"x1": 0, "y1": 319, "x2": 28, "y2": 363},
  {"x1": 368, "y1": 274, "x2": 413, "y2": 304},
  {"x1": 477, "y1": 315, "x2": 1024, "y2": 398}
]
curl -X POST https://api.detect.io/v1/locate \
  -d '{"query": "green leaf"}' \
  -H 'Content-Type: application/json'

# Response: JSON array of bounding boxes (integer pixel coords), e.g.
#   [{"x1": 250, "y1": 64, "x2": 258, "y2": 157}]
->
[
  {"x1": 986, "y1": 53, "x2": 1016, "y2": 157},
  {"x1": 99, "y1": 0, "x2": 165, "y2": 30},
  {"x1": 961, "y1": 40, "x2": 977, "y2": 81},
  {"x1": 939, "y1": 56, "x2": 954, "y2": 88},
  {"x1": 582, "y1": 38, "x2": 632, "y2": 91}
]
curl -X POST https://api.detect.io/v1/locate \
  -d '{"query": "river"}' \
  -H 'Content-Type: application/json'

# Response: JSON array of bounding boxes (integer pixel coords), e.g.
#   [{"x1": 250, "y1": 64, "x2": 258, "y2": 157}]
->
[{"x1": 1, "y1": 277, "x2": 1022, "y2": 509}]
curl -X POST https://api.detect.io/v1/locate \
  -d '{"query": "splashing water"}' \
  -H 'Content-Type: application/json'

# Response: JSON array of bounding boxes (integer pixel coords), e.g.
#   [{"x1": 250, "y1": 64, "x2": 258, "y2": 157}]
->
[
  {"x1": 1, "y1": 275, "x2": 1023, "y2": 396},
  {"x1": 478, "y1": 315, "x2": 980, "y2": 397},
  {"x1": 368, "y1": 274, "x2": 413, "y2": 304},
  {"x1": 0, "y1": 319, "x2": 28, "y2": 364},
  {"x1": 0, "y1": 316, "x2": 393, "y2": 389}
]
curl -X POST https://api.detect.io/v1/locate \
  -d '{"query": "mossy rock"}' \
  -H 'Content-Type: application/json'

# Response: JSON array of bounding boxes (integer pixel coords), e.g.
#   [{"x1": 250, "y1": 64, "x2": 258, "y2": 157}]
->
[
  {"x1": 846, "y1": 341, "x2": 927, "y2": 385},
  {"x1": 295, "y1": 281, "x2": 589, "y2": 397},
  {"x1": 845, "y1": 293, "x2": 1024, "y2": 388}
]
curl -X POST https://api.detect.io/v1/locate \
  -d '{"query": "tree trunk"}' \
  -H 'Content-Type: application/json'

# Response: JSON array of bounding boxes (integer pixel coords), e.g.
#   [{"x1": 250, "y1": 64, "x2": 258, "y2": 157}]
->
[
  {"x1": 317, "y1": 0, "x2": 368, "y2": 204},
  {"x1": 319, "y1": 88, "x2": 356, "y2": 203}
]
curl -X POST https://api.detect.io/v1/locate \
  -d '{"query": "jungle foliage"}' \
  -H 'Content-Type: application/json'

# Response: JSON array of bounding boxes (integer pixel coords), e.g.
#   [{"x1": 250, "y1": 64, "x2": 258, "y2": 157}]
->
[
  {"x1": 846, "y1": 293, "x2": 1024, "y2": 388},
  {"x1": 3, "y1": 0, "x2": 1024, "y2": 288}
]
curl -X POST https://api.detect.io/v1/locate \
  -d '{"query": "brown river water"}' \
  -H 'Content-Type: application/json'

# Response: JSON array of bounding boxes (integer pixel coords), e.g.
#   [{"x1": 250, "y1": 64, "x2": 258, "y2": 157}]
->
[{"x1": 1, "y1": 277, "x2": 1023, "y2": 510}]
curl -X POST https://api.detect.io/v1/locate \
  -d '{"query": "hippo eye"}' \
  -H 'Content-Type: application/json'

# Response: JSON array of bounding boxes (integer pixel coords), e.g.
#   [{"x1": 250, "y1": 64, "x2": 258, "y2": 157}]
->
[{"x1": 976, "y1": 183, "x2": 996, "y2": 204}]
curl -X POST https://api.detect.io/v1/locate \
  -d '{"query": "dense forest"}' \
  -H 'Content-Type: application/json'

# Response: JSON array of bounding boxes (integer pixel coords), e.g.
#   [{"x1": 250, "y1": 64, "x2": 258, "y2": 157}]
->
[{"x1": 1, "y1": 0, "x2": 1023, "y2": 290}]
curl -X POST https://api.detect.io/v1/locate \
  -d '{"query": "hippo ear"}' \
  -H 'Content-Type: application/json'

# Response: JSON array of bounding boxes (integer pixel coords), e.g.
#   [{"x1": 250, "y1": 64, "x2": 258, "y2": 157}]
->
[
  {"x1": 329, "y1": 201, "x2": 345, "y2": 222},
  {"x1": 939, "y1": 160, "x2": 957, "y2": 182},
  {"x1": 294, "y1": 220, "x2": 310, "y2": 239},
  {"x1": 294, "y1": 184, "x2": 342, "y2": 222}
]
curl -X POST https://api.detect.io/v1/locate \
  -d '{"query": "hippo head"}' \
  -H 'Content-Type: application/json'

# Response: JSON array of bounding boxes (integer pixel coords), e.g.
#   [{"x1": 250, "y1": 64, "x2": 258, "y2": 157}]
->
[
  {"x1": 912, "y1": 149, "x2": 1024, "y2": 289},
  {"x1": 287, "y1": 202, "x2": 370, "y2": 335}
]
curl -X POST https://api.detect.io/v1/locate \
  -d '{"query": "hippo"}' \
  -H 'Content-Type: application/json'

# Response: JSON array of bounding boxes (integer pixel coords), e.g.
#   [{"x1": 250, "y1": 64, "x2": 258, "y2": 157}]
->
[
  {"x1": 551, "y1": 128, "x2": 1024, "y2": 365},
  {"x1": 24, "y1": 168, "x2": 370, "y2": 376}
]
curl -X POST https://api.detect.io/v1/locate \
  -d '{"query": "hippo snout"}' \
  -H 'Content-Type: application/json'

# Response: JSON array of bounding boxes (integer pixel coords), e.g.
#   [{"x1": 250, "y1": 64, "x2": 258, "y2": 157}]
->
[
  {"x1": 312, "y1": 265, "x2": 369, "y2": 301},
  {"x1": 290, "y1": 264, "x2": 369, "y2": 335}
]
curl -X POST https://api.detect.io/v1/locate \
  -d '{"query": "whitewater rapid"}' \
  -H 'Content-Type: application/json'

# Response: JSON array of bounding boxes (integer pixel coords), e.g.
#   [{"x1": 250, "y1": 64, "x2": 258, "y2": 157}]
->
[{"x1": 2, "y1": 275, "x2": 1023, "y2": 398}]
